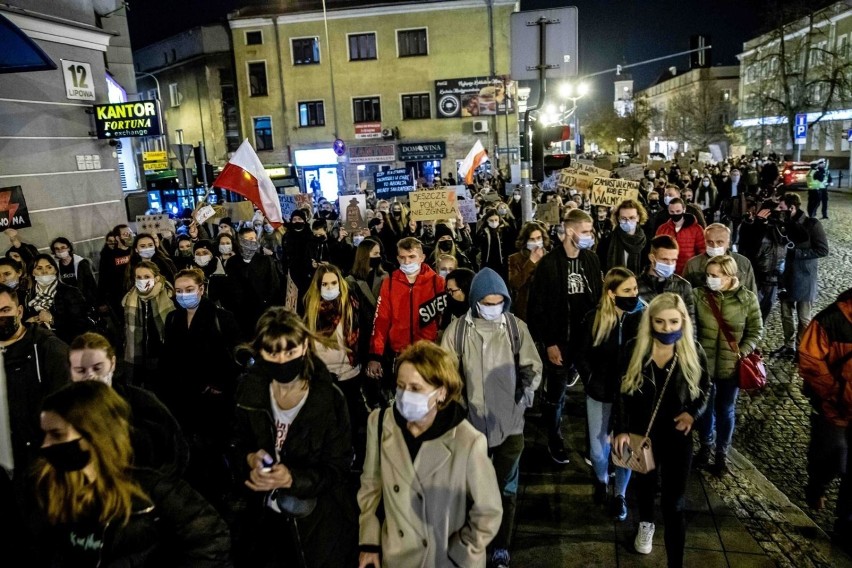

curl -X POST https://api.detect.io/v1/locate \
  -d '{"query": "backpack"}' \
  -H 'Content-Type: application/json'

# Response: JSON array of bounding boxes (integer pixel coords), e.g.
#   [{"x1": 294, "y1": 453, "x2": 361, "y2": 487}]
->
[{"x1": 453, "y1": 312, "x2": 522, "y2": 374}]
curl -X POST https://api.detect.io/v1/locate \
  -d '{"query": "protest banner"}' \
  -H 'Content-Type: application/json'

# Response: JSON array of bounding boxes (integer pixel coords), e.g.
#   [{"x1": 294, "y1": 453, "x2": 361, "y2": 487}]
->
[
  {"x1": 135, "y1": 214, "x2": 175, "y2": 235},
  {"x1": 409, "y1": 189, "x2": 457, "y2": 221},
  {"x1": 451, "y1": 185, "x2": 472, "y2": 199},
  {"x1": 278, "y1": 195, "x2": 299, "y2": 221},
  {"x1": 534, "y1": 200, "x2": 561, "y2": 225},
  {"x1": 374, "y1": 168, "x2": 413, "y2": 198},
  {"x1": 0, "y1": 186, "x2": 32, "y2": 231},
  {"x1": 590, "y1": 177, "x2": 640, "y2": 207},
  {"x1": 698, "y1": 151, "x2": 713, "y2": 164},
  {"x1": 293, "y1": 193, "x2": 312, "y2": 210},
  {"x1": 594, "y1": 155, "x2": 614, "y2": 170},
  {"x1": 457, "y1": 199, "x2": 478, "y2": 224},
  {"x1": 340, "y1": 194, "x2": 368, "y2": 230},
  {"x1": 614, "y1": 164, "x2": 646, "y2": 181},
  {"x1": 558, "y1": 163, "x2": 610, "y2": 191},
  {"x1": 648, "y1": 159, "x2": 665, "y2": 172}
]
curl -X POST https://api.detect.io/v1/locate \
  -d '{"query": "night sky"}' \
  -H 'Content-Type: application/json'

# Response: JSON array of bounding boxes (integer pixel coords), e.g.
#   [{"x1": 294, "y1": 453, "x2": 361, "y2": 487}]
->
[{"x1": 128, "y1": 0, "x2": 768, "y2": 102}]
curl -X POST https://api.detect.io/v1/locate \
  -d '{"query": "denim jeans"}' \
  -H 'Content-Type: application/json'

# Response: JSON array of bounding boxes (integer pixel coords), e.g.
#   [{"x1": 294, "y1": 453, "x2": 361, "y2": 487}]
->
[
  {"x1": 697, "y1": 380, "x2": 740, "y2": 457},
  {"x1": 757, "y1": 283, "x2": 777, "y2": 323},
  {"x1": 489, "y1": 434, "x2": 525, "y2": 550},
  {"x1": 541, "y1": 345, "x2": 574, "y2": 443},
  {"x1": 586, "y1": 397, "x2": 631, "y2": 496},
  {"x1": 780, "y1": 299, "x2": 813, "y2": 349}
]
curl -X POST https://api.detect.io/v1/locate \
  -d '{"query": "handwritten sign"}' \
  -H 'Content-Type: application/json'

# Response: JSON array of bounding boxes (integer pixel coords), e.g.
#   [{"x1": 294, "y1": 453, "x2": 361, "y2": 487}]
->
[
  {"x1": 648, "y1": 159, "x2": 665, "y2": 172},
  {"x1": 457, "y1": 199, "x2": 478, "y2": 224},
  {"x1": 278, "y1": 193, "x2": 312, "y2": 221},
  {"x1": 614, "y1": 164, "x2": 646, "y2": 181},
  {"x1": 558, "y1": 163, "x2": 611, "y2": 191},
  {"x1": 0, "y1": 186, "x2": 32, "y2": 231},
  {"x1": 136, "y1": 214, "x2": 175, "y2": 235},
  {"x1": 409, "y1": 189, "x2": 457, "y2": 221},
  {"x1": 590, "y1": 177, "x2": 640, "y2": 207},
  {"x1": 340, "y1": 194, "x2": 367, "y2": 230},
  {"x1": 194, "y1": 204, "x2": 216, "y2": 224},
  {"x1": 594, "y1": 156, "x2": 614, "y2": 170},
  {"x1": 374, "y1": 168, "x2": 413, "y2": 198},
  {"x1": 534, "y1": 201, "x2": 561, "y2": 225}
]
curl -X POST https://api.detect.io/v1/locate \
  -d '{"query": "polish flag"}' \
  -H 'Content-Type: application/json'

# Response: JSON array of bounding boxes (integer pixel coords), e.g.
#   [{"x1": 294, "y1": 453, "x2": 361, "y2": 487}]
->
[
  {"x1": 458, "y1": 139, "x2": 489, "y2": 185},
  {"x1": 212, "y1": 139, "x2": 284, "y2": 227}
]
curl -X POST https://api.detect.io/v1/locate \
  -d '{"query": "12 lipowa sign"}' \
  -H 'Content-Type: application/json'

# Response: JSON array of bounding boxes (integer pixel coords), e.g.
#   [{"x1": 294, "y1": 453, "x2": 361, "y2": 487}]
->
[{"x1": 93, "y1": 101, "x2": 163, "y2": 139}]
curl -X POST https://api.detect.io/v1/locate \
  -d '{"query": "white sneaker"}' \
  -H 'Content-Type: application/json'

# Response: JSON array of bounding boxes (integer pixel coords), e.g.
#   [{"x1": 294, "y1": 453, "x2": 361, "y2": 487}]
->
[{"x1": 634, "y1": 521, "x2": 655, "y2": 554}]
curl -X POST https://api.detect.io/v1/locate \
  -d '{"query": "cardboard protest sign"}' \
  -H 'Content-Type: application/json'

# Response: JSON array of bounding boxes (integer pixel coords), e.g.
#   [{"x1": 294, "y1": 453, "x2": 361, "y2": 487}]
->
[
  {"x1": 340, "y1": 194, "x2": 368, "y2": 230},
  {"x1": 648, "y1": 159, "x2": 664, "y2": 172},
  {"x1": 451, "y1": 185, "x2": 472, "y2": 199},
  {"x1": 136, "y1": 214, "x2": 175, "y2": 235},
  {"x1": 194, "y1": 204, "x2": 216, "y2": 224},
  {"x1": 374, "y1": 168, "x2": 413, "y2": 198},
  {"x1": 594, "y1": 156, "x2": 614, "y2": 170},
  {"x1": 0, "y1": 186, "x2": 32, "y2": 231},
  {"x1": 698, "y1": 151, "x2": 712, "y2": 164},
  {"x1": 534, "y1": 200, "x2": 561, "y2": 225},
  {"x1": 409, "y1": 189, "x2": 457, "y2": 221},
  {"x1": 614, "y1": 164, "x2": 646, "y2": 181},
  {"x1": 457, "y1": 199, "x2": 478, "y2": 224},
  {"x1": 293, "y1": 193, "x2": 312, "y2": 210},
  {"x1": 558, "y1": 163, "x2": 611, "y2": 191},
  {"x1": 222, "y1": 200, "x2": 255, "y2": 222},
  {"x1": 278, "y1": 195, "x2": 299, "y2": 221},
  {"x1": 590, "y1": 177, "x2": 640, "y2": 207}
]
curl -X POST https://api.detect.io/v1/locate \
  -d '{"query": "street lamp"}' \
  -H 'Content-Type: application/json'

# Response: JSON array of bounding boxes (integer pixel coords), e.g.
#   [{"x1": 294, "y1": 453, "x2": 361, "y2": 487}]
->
[{"x1": 559, "y1": 82, "x2": 589, "y2": 154}]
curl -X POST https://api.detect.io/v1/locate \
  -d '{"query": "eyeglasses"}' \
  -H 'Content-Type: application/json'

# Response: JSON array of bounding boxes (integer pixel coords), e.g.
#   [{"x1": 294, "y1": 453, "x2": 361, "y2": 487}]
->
[
  {"x1": 446, "y1": 288, "x2": 462, "y2": 295},
  {"x1": 618, "y1": 216, "x2": 639, "y2": 223}
]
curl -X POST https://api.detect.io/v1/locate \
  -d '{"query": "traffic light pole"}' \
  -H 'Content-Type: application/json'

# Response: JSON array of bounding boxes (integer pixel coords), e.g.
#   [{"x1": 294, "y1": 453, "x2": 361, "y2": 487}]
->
[{"x1": 519, "y1": 17, "x2": 557, "y2": 223}]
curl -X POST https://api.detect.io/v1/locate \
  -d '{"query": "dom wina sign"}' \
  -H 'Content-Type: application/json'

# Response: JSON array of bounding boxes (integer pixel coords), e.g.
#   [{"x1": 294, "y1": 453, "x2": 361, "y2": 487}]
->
[{"x1": 93, "y1": 101, "x2": 163, "y2": 139}]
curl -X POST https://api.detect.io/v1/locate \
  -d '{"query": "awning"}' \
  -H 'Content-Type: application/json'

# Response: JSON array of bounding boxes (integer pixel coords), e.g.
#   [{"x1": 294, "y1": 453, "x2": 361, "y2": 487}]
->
[{"x1": 0, "y1": 13, "x2": 56, "y2": 74}]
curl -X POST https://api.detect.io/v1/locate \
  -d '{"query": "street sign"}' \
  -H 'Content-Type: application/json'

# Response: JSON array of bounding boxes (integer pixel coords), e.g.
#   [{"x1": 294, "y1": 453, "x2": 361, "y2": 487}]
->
[
  {"x1": 795, "y1": 113, "x2": 808, "y2": 145},
  {"x1": 333, "y1": 139, "x2": 346, "y2": 156},
  {"x1": 847, "y1": 128, "x2": 852, "y2": 142},
  {"x1": 61, "y1": 60, "x2": 95, "y2": 101},
  {"x1": 143, "y1": 161, "x2": 169, "y2": 171},
  {"x1": 170, "y1": 144, "x2": 194, "y2": 165},
  {"x1": 511, "y1": 7, "x2": 579, "y2": 80},
  {"x1": 143, "y1": 151, "x2": 167, "y2": 163}
]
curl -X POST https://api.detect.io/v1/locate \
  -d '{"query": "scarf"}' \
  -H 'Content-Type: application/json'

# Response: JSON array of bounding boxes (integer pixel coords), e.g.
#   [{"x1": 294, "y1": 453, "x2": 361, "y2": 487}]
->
[
  {"x1": 317, "y1": 298, "x2": 360, "y2": 365},
  {"x1": 607, "y1": 227, "x2": 647, "y2": 275},
  {"x1": 122, "y1": 279, "x2": 175, "y2": 364},
  {"x1": 29, "y1": 280, "x2": 58, "y2": 313}
]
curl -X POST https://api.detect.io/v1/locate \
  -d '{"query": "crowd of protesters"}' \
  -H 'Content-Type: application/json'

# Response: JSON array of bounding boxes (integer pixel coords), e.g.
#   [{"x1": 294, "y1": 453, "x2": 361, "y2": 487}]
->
[{"x1": 0, "y1": 149, "x2": 848, "y2": 568}]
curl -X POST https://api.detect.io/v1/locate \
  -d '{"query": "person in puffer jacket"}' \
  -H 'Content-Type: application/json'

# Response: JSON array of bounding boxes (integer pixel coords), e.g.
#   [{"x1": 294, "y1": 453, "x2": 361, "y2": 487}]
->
[
  {"x1": 441, "y1": 267, "x2": 541, "y2": 568},
  {"x1": 693, "y1": 255, "x2": 763, "y2": 476}
]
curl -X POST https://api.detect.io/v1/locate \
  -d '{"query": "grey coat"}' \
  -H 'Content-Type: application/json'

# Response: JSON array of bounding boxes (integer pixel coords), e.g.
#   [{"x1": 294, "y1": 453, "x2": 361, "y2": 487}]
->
[{"x1": 782, "y1": 212, "x2": 829, "y2": 302}]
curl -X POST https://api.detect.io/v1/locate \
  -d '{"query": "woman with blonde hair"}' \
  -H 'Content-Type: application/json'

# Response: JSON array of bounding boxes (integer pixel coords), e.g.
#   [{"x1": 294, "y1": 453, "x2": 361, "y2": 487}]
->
[
  {"x1": 231, "y1": 307, "x2": 357, "y2": 567},
  {"x1": 358, "y1": 341, "x2": 502, "y2": 568},
  {"x1": 693, "y1": 254, "x2": 763, "y2": 475},
  {"x1": 32, "y1": 380, "x2": 231, "y2": 567},
  {"x1": 304, "y1": 263, "x2": 369, "y2": 469},
  {"x1": 576, "y1": 267, "x2": 645, "y2": 520},
  {"x1": 614, "y1": 292, "x2": 710, "y2": 566}
]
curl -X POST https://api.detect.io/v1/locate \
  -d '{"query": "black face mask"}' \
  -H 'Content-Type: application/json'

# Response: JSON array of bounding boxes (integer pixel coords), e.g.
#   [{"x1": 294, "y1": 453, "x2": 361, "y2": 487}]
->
[
  {"x1": 369, "y1": 257, "x2": 382, "y2": 269},
  {"x1": 614, "y1": 296, "x2": 640, "y2": 312},
  {"x1": 257, "y1": 356, "x2": 305, "y2": 384},
  {"x1": 447, "y1": 297, "x2": 469, "y2": 317},
  {"x1": 669, "y1": 213, "x2": 684, "y2": 223},
  {"x1": 438, "y1": 240, "x2": 453, "y2": 252},
  {"x1": 0, "y1": 316, "x2": 19, "y2": 341},
  {"x1": 291, "y1": 223, "x2": 305, "y2": 231},
  {"x1": 41, "y1": 438, "x2": 90, "y2": 472},
  {"x1": 314, "y1": 235, "x2": 327, "y2": 242},
  {"x1": 392, "y1": 211, "x2": 402, "y2": 218}
]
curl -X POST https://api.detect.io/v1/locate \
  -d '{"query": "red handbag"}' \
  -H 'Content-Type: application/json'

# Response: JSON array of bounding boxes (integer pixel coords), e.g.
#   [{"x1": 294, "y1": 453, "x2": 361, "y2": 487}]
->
[{"x1": 706, "y1": 292, "x2": 766, "y2": 390}]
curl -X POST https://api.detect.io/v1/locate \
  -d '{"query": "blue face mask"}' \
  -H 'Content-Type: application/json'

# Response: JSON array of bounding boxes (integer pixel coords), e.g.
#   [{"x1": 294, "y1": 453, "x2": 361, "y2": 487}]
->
[
  {"x1": 652, "y1": 329, "x2": 683, "y2": 345},
  {"x1": 176, "y1": 292, "x2": 201, "y2": 310},
  {"x1": 619, "y1": 220, "x2": 637, "y2": 233},
  {"x1": 477, "y1": 302, "x2": 504, "y2": 321},
  {"x1": 654, "y1": 261, "x2": 675, "y2": 279},
  {"x1": 576, "y1": 234, "x2": 595, "y2": 250}
]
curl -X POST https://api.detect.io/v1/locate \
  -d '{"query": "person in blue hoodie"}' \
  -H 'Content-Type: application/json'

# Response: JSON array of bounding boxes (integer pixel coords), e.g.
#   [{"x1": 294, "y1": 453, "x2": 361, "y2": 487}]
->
[{"x1": 441, "y1": 267, "x2": 542, "y2": 568}]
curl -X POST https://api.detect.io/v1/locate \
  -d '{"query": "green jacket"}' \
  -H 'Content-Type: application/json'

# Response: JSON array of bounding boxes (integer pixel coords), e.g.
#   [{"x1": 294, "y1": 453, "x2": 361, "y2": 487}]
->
[{"x1": 694, "y1": 285, "x2": 764, "y2": 380}]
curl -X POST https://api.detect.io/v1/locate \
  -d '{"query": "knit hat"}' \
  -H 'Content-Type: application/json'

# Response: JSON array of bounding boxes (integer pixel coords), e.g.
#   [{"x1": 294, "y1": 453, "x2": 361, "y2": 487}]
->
[
  {"x1": 433, "y1": 223, "x2": 454, "y2": 241},
  {"x1": 468, "y1": 267, "x2": 511, "y2": 314},
  {"x1": 290, "y1": 209, "x2": 308, "y2": 223},
  {"x1": 193, "y1": 239, "x2": 214, "y2": 253}
]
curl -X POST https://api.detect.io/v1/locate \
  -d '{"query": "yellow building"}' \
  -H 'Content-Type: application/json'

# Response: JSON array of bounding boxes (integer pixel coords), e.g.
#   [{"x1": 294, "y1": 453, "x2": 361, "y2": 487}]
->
[{"x1": 228, "y1": 0, "x2": 518, "y2": 200}]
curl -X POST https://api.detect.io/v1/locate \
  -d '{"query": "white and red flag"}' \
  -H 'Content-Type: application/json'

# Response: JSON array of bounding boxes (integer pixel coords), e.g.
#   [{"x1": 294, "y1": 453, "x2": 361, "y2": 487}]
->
[
  {"x1": 458, "y1": 139, "x2": 489, "y2": 185},
  {"x1": 212, "y1": 139, "x2": 284, "y2": 227}
]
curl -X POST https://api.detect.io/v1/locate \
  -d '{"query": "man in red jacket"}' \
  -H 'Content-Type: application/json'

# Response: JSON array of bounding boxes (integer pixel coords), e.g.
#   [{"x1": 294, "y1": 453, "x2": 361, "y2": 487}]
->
[
  {"x1": 366, "y1": 237, "x2": 446, "y2": 385},
  {"x1": 655, "y1": 198, "x2": 705, "y2": 275},
  {"x1": 799, "y1": 288, "x2": 852, "y2": 550}
]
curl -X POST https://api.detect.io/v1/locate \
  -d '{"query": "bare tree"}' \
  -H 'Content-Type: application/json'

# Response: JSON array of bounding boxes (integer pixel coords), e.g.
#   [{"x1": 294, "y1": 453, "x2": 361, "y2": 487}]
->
[
  {"x1": 745, "y1": 1, "x2": 852, "y2": 152},
  {"x1": 667, "y1": 74, "x2": 734, "y2": 151},
  {"x1": 583, "y1": 96, "x2": 657, "y2": 154}
]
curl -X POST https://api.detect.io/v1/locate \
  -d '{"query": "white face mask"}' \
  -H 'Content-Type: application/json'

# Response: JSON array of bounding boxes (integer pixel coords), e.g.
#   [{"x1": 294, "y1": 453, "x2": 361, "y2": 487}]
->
[
  {"x1": 438, "y1": 268, "x2": 450, "y2": 278},
  {"x1": 477, "y1": 302, "x2": 504, "y2": 321},
  {"x1": 399, "y1": 261, "x2": 421, "y2": 276},
  {"x1": 706, "y1": 246, "x2": 726, "y2": 258},
  {"x1": 138, "y1": 247, "x2": 156, "y2": 259},
  {"x1": 55, "y1": 251, "x2": 70, "y2": 260},
  {"x1": 526, "y1": 239, "x2": 543, "y2": 251},
  {"x1": 664, "y1": 196, "x2": 674, "y2": 206},
  {"x1": 707, "y1": 276, "x2": 724, "y2": 291},
  {"x1": 135, "y1": 278, "x2": 155, "y2": 293},
  {"x1": 352, "y1": 235, "x2": 365, "y2": 246},
  {"x1": 488, "y1": 220, "x2": 500, "y2": 229},
  {"x1": 219, "y1": 244, "x2": 232, "y2": 255},
  {"x1": 195, "y1": 254, "x2": 213, "y2": 267},
  {"x1": 395, "y1": 388, "x2": 439, "y2": 422},
  {"x1": 702, "y1": 180, "x2": 711, "y2": 187},
  {"x1": 84, "y1": 370, "x2": 114, "y2": 386},
  {"x1": 35, "y1": 274, "x2": 57, "y2": 286},
  {"x1": 321, "y1": 286, "x2": 340, "y2": 301}
]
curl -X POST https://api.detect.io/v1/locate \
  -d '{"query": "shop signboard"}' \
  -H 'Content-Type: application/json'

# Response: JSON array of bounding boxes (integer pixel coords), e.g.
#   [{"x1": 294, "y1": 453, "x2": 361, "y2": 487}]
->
[
  {"x1": 398, "y1": 142, "x2": 446, "y2": 161},
  {"x1": 93, "y1": 100, "x2": 162, "y2": 139},
  {"x1": 350, "y1": 144, "x2": 396, "y2": 164},
  {"x1": 435, "y1": 76, "x2": 515, "y2": 119},
  {"x1": 355, "y1": 122, "x2": 383, "y2": 139}
]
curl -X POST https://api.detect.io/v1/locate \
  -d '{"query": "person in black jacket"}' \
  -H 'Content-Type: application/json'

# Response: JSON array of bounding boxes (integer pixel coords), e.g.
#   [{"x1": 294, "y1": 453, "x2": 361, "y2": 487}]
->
[
  {"x1": 50, "y1": 237, "x2": 98, "y2": 310},
  {"x1": 613, "y1": 292, "x2": 710, "y2": 567},
  {"x1": 32, "y1": 381, "x2": 232, "y2": 568},
  {"x1": 282, "y1": 210, "x2": 313, "y2": 309},
  {"x1": 97, "y1": 224, "x2": 133, "y2": 323},
  {"x1": 25, "y1": 255, "x2": 91, "y2": 344},
  {"x1": 230, "y1": 308, "x2": 358, "y2": 568},
  {"x1": 527, "y1": 209, "x2": 603, "y2": 465},
  {"x1": 637, "y1": 236, "x2": 697, "y2": 327},
  {"x1": 225, "y1": 227, "x2": 283, "y2": 337},
  {"x1": 738, "y1": 201, "x2": 789, "y2": 322},
  {"x1": 575, "y1": 267, "x2": 644, "y2": 521}
]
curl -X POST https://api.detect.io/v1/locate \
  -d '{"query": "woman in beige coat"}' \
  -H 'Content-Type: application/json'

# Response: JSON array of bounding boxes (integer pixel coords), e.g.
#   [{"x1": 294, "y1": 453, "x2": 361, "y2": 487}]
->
[{"x1": 358, "y1": 341, "x2": 503, "y2": 568}]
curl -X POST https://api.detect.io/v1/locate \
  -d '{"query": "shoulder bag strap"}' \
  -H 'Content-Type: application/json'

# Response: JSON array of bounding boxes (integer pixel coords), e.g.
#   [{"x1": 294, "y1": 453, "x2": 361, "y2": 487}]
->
[
  {"x1": 706, "y1": 292, "x2": 741, "y2": 357},
  {"x1": 643, "y1": 353, "x2": 679, "y2": 439}
]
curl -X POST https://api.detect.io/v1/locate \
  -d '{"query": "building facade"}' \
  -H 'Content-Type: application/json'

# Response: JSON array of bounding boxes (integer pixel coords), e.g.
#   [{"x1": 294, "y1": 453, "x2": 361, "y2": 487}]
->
[
  {"x1": 0, "y1": 0, "x2": 136, "y2": 259},
  {"x1": 735, "y1": 1, "x2": 852, "y2": 163},
  {"x1": 228, "y1": 0, "x2": 518, "y2": 200},
  {"x1": 636, "y1": 65, "x2": 739, "y2": 160}
]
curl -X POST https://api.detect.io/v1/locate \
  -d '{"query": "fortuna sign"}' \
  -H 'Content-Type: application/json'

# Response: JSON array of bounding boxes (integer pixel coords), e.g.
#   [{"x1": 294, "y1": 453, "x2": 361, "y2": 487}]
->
[{"x1": 93, "y1": 101, "x2": 163, "y2": 139}]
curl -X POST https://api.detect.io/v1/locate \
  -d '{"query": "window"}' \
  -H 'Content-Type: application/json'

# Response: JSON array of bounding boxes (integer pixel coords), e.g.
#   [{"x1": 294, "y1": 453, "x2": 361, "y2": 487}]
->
[
  {"x1": 401, "y1": 93, "x2": 430, "y2": 119},
  {"x1": 839, "y1": 34, "x2": 849, "y2": 59},
  {"x1": 298, "y1": 101, "x2": 325, "y2": 127},
  {"x1": 245, "y1": 31, "x2": 263, "y2": 45},
  {"x1": 253, "y1": 116, "x2": 273, "y2": 151},
  {"x1": 349, "y1": 33, "x2": 377, "y2": 61},
  {"x1": 168, "y1": 83, "x2": 180, "y2": 107},
  {"x1": 721, "y1": 89, "x2": 731, "y2": 102},
  {"x1": 353, "y1": 96, "x2": 381, "y2": 123},
  {"x1": 292, "y1": 37, "x2": 320, "y2": 65},
  {"x1": 248, "y1": 61, "x2": 268, "y2": 97},
  {"x1": 398, "y1": 28, "x2": 428, "y2": 57}
]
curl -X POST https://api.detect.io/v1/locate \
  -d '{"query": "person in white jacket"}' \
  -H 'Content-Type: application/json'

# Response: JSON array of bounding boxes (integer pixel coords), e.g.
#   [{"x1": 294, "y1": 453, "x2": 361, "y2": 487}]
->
[
  {"x1": 357, "y1": 341, "x2": 502, "y2": 568},
  {"x1": 441, "y1": 267, "x2": 542, "y2": 568}
]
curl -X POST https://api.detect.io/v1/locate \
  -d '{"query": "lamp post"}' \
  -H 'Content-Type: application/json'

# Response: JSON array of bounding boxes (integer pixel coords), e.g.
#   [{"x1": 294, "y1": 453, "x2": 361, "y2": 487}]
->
[
  {"x1": 559, "y1": 82, "x2": 589, "y2": 154},
  {"x1": 135, "y1": 71, "x2": 170, "y2": 154}
]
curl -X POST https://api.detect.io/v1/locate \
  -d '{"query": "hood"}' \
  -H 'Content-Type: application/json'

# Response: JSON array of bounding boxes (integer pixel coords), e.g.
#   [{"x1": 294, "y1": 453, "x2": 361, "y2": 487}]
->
[{"x1": 468, "y1": 267, "x2": 511, "y2": 314}]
